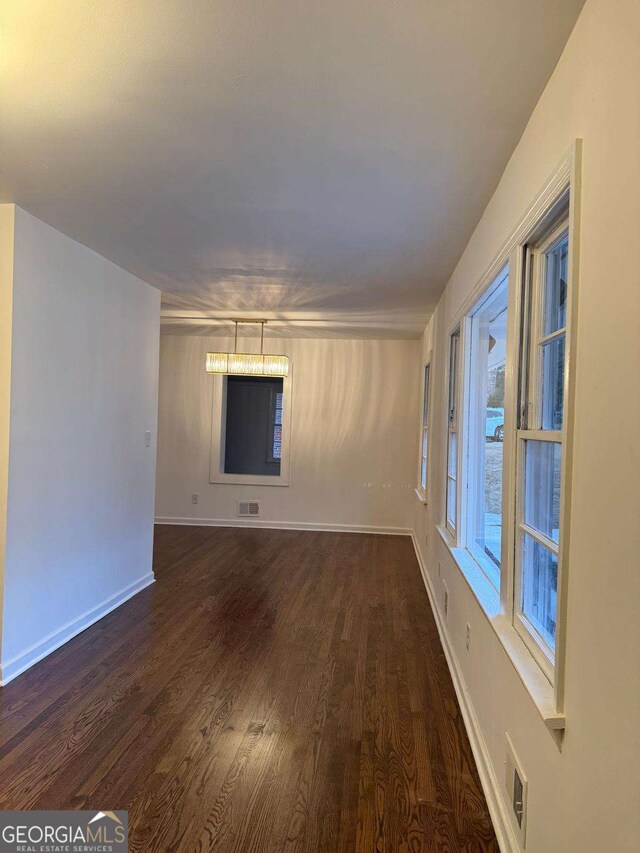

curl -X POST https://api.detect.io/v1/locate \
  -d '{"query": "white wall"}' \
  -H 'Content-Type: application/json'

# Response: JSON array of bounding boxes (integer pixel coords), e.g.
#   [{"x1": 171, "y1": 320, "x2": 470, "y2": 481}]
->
[
  {"x1": 0, "y1": 206, "x2": 161, "y2": 684},
  {"x1": 156, "y1": 335, "x2": 420, "y2": 532},
  {"x1": 413, "y1": 2, "x2": 640, "y2": 852}
]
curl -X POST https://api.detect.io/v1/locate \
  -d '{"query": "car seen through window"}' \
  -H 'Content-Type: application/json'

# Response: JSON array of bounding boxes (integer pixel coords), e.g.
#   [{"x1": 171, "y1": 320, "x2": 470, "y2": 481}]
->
[{"x1": 485, "y1": 408, "x2": 504, "y2": 441}]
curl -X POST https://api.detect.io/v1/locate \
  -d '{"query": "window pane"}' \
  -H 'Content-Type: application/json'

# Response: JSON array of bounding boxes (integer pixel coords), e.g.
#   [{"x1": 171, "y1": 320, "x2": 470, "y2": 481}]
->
[
  {"x1": 544, "y1": 233, "x2": 568, "y2": 335},
  {"x1": 448, "y1": 332, "x2": 459, "y2": 424},
  {"x1": 524, "y1": 440, "x2": 561, "y2": 543},
  {"x1": 447, "y1": 432, "x2": 457, "y2": 477},
  {"x1": 521, "y1": 533, "x2": 557, "y2": 650},
  {"x1": 541, "y1": 334, "x2": 565, "y2": 429},
  {"x1": 447, "y1": 477, "x2": 456, "y2": 527},
  {"x1": 421, "y1": 430, "x2": 428, "y2": 491},
  {"x1": 477, "y1": 438, "x2": 504, "y2": 573},
  {"x1": 467, "y1": 274, "x2": 507, "y2": 582},
  {"x1": 224, "y1": 377, "x2": 282, "y2": 475},
  {"x1": 423, "y1": 365, "x2": 430, "y2": 423}
]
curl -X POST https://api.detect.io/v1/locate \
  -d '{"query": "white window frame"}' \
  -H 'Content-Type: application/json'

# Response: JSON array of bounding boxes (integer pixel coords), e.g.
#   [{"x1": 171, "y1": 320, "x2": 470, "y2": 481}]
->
[
  {"x1": 514, "y1": 216, "x2": 570, "y2": 684},
  {"x1": 416, "y1": 356, "x2": 432, "y2": 502},
  {"x1": 437, "y1": 142, "x2": 581, "y2": 733},
  {"x1": 463, "y1": 266, "x2": 509, "y2": 592},
  {"x1": 209, "y1": 367, "x2": 293, "y2": 487}
]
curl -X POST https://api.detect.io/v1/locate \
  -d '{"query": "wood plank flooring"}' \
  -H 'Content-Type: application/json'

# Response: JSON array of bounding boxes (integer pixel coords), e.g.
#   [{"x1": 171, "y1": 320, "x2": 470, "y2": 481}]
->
[{"x1": 0, "y1": 526, "x2": 498, "y2": 852}]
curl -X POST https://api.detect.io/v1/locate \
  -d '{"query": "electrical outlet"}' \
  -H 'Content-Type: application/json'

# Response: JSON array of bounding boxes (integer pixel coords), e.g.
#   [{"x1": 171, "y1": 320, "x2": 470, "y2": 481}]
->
[
  {"x1": 144, "y1": 430, "x2": 151, "y2": 448},
  {"x1": 191, "y1": 494, "x2": 199, "y2": 504},
  {"x1": 442, "y1": 581, "x2": 449, "y2": 620},
  {"x1": 465, "y1": 623, "x2": 471, "y2": 651}
]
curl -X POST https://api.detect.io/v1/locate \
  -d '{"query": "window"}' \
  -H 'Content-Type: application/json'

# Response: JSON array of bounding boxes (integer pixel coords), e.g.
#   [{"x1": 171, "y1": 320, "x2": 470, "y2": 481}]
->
[
  {"x1": 465, "y1": 268, "x2": 508, "y2": 589},
  {"x1": 514, "y1": 218, "x2": 569, "y2": 679},
  {"x1": 223, "y1": 376, "x2": 283, "y2": 476},
  {"x1": 418, "y1": 362, "x2": 431, "y2": 494},
  {"x1": 210, "y1": 368, "x2": 292, "y2": 487},
  {"x1": 446, "y1": 329, "x2": 460, "y2": 533}
]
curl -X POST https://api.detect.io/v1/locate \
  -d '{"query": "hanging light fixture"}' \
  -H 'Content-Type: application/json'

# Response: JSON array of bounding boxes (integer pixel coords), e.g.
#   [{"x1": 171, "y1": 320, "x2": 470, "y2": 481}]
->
[{"x1": 205, "y1": 320, "x2": 289, "y2": 377}]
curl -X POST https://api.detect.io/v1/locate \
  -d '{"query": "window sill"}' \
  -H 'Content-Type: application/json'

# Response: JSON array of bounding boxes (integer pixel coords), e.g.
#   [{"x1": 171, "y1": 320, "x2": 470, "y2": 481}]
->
[
  {"x1": 210, "y1": 473, "x2": 290, "y2": 487},
  {"x1": 436, "y1": 524, "x2": 565, "y2": 740},
  {"x1": 492, "y1": 615, "x2": 565, "y2": 735},
  {"x1": 414, "y1": 487, "x2": 428, "y2": 505}
]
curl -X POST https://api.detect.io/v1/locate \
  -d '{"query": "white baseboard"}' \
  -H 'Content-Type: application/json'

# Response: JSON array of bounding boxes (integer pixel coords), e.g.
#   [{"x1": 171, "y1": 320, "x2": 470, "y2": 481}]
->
[
  {"x1": 155, "y1": 516, "x2": 412, "y2": 536},
  {"x1": 410, "y1": 533, "x2": 520, "y2": 853},
  {"x1": 0, "y1": 573, "x2": 155, "y2": 687}
]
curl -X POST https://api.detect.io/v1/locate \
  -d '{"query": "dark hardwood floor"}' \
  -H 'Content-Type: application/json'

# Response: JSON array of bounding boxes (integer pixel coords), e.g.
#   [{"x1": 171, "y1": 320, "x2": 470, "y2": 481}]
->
[{"x1": 0, "y1": 526, "x2": 498, "y2": 852}]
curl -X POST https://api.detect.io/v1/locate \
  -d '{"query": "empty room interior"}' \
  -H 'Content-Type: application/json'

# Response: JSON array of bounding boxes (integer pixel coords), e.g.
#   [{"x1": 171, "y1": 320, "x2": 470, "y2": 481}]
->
[{"x1": 0, "y1": 1, "x2": 639, "y2": 851}]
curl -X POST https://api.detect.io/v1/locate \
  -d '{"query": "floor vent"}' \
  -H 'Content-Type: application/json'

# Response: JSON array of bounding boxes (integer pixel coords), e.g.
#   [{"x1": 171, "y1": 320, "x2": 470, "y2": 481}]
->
[{"x1": 237, "y1": 500, "x2": 261, "y2": 518}]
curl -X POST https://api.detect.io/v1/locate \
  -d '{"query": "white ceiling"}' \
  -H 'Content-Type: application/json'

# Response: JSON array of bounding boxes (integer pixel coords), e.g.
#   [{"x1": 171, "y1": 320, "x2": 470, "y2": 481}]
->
[{"x1": 0, "y1": 0, "x2": 584, "y2": 338}]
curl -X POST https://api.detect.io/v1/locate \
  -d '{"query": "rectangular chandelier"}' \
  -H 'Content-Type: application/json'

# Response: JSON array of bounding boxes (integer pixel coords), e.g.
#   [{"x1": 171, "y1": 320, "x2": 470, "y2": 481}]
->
[
  {"x1": 205, "y1": 320, "x2": 289, "y2": 377},
  {"x1": 205, "y1": 351, "x2": 289, "y2": 377}
]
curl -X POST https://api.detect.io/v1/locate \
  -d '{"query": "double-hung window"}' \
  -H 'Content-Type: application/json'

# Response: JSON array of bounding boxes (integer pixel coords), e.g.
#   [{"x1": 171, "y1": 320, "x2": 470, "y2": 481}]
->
[
  {"x1": 419, "y1": 363, "x2": 431, "y2": 495},
  {"x1": 515, "y1": 217, "x2": 569, "y2": 680},
  {"x1": 440, "y1": 149, "x2": 578, "y2": 717},
  {"x1": 446, "y1": 330, "x2": 460, "y2": 534}
]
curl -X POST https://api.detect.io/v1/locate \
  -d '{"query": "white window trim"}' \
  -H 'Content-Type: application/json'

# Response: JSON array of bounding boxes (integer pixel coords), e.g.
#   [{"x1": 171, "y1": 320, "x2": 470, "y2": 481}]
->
[
  {"x1": 415, "y1": 352, "x2": 432, "y2": 504},
  {"x1": 513, "y1": 217, "x2": 569, "y2": 686},
  {"x1": 209, "y1": 366, "x2": 293, "y2": 486},
  {"x1": 438, "y1": 141, "x2": 582, "y2": 737}
]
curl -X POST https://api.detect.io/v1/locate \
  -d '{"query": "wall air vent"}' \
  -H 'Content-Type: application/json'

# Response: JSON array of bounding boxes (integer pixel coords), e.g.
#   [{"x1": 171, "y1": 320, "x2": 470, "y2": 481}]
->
[
  {"x1": 237, "y1": 500, "x2": 261, "y2": 518},
  {"x1": 505, "y1": 734, "x2": 528, "y2": 846}
]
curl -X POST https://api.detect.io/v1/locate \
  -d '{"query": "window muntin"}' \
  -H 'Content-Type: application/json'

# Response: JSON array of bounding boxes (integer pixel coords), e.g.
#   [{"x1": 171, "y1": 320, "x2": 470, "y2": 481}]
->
[
  {"x1": 446, "y1": 330, "x2": 460, "y2": 532},
  {"x1": 515, "y1": 219, "x2": 569, "y2": 679},
  {"x1": 465, "y1": 270, "x2": 508, "y2": 588},
  {"x1": 419, "y1": 363, "x2": 431, "y2": 492}
]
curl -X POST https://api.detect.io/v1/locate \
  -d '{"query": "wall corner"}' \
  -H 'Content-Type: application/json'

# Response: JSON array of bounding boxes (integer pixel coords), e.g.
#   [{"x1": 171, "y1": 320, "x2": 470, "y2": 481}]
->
[{"x1": 0, "y1": 204, "x2": 16, "y2": 678}]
